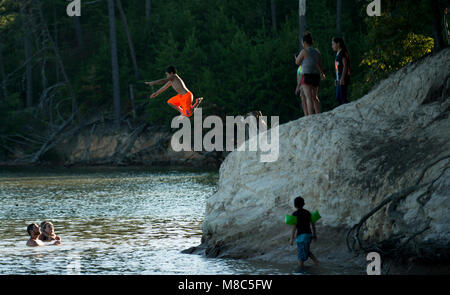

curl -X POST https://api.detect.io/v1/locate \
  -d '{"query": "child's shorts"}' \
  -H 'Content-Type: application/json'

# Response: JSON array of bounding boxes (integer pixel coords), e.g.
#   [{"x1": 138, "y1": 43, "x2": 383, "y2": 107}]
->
[
  {"x1": 167, "y1": 92, "x2": 194, "y2": 117},
  {"x1": 296, "y1": 233, "x2": 312, "y2": 262}
]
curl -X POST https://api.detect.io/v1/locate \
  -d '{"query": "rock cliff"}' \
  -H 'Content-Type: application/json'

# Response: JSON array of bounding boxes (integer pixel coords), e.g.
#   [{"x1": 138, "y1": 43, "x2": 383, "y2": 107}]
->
[{"x1": 198, "y1": 48, "x2": 450, "y2": 268}]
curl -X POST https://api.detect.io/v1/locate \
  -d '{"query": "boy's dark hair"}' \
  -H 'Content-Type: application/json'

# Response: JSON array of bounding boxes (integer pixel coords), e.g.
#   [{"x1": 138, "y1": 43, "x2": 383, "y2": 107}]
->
[
  {"x1": 303, "y1": 32, "x2": 313, "y2": 45},
  {"x1": 27, "y1": 223, "x2": 37, "y2": 236},
  {"x1": 294, "y1": 196, "x2": 305, "y2": 209},
  {"x1": 165, "y1": 66, "x2": 177, "y2": 74}
]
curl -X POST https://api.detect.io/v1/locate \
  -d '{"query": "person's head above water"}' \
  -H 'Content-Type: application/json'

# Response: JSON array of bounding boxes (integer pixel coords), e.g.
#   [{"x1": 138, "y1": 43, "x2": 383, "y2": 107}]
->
[
  {"x1": 27, "y1": 223, "x2": 40, "y2": 238},
  {"x1": 40, "y1": 221, "x2": 55, "y2": 236},
  {"x1": 302, "y1": 32, "x2": 314, "y2": 48},
  {"x1": 294, "y1": 196, "x2": 305, "y2": 209},
  {"x1": 165, "y1": 65, "x2": 177, "y2": 77}
]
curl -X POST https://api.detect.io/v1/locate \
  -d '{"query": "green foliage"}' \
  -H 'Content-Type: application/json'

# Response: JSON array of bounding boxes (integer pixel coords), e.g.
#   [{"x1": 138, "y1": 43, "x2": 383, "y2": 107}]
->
[
  {"x1": 0, "y1": 0, "x2": 445, "y2": 143},
  {"x1": 361, "y1": 0, "x2": 437, "y2": 83}
]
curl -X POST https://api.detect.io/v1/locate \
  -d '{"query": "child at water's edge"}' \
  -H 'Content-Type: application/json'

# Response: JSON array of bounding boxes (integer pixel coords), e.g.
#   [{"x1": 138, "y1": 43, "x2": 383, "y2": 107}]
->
[{"x1": 290, "y1": 196, "x2": 319, "y2": 271}]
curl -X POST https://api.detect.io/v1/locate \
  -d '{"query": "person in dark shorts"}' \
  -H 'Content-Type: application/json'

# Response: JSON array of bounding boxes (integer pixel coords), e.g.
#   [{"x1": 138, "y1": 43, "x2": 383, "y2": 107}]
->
[
  {"x1": 332, "y1": 37, "x2": 351, "y2": 105},
  {"x1": 295, "y1": 32, "x2": 326, "y2": 116},
  {"x1": 290, "y1": 196, "x2": 319, "y2": 271}
]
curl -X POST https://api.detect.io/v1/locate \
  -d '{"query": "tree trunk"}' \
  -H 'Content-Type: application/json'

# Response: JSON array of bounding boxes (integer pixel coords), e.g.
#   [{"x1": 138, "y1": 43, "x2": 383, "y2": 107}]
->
[
  {"x1": 337, "y1": 0, "x2": 342, "y2": 37},
  {"x1": 40, "y1": 55, "x2": 47, "y2": 101},
  {"x1": 20, "y1": 3, "x2": 33, "y2": 108},
  {"x1": 270, "y1": 0, "x2": 277, "y2": 32},
  {"x1": 299, "y1": 0, "x2": 307, "y2": 51},
  {"x1": 145, "y1": 0, "x2": 151, "y2": 24},
  {"x1": 108, "y1": 0, "x2": 121, "y2": 128},
  {"x1": 53, "y1": 6, "x2": 60, "y2": 82},
  {"x1": 129, "y1": 84, "x2": 136, "y2": 119},
  {"x1": 73, "y1": 16, "x2": 84, "y2": 49},
  {"x1": 116, "y1": 0, "x2": 141, "y2": 80},
  {"x1": 430, "y1": 0, "x2": 445, "y2": 52},
  {"x1": 0, "y1": 43, "x2": 8, "y2": 101},
  {"x1": 34, "y1": 0, "x2": 79, "y2": 119},
  {"x1": 445, "y1": 11, "x2": 450, "y2": 45}
]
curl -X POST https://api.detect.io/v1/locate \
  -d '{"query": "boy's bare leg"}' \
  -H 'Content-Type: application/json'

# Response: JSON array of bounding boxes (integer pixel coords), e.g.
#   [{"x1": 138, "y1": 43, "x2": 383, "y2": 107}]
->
[
  {"x1": 167, "y1": 102, "x2": 184, "y2": 115},
  {"x1": 192, "y1": 97, "x2": 203, "y2": 109},
  {"x1": 309, "y1": 252, "x2": 319, "y2": 265}
]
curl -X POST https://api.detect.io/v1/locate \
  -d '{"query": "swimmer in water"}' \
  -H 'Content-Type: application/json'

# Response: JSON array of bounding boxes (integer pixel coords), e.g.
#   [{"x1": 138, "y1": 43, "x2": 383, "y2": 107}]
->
[
  {"x1": 145, "y1": 66, "x2": 203, "y2": 118},
  {"x1": 26, "y1": 223, "x2": 60, "y2": 247},
  {"x1": 39, "y1": 221, "x2": 61, "y2": 243}
]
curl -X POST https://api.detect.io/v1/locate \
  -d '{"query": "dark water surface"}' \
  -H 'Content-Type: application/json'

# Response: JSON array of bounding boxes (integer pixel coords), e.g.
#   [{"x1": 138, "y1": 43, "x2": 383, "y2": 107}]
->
[{"x1": 0, "y1": 167, "x2": 311, "y2": 275}]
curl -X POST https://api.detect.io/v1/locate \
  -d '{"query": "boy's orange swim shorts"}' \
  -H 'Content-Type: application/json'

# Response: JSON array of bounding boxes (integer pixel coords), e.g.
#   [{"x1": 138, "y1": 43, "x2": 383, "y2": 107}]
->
[{"x1": 167, "y1": 91, "x2": 194, "y2": 117}]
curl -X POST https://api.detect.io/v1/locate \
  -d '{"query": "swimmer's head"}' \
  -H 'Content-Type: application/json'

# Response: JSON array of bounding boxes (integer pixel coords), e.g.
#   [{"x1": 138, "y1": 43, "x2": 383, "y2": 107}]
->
[
  {"x1": 294, "y1": 196, "x2": 305, "y2": 209},
  {"x1": 41, "y1": 221, "x2": 54, "y2": 235},
  {"x1": 165, "y1": 65, "x2": 177, "y2": 77},
  {"x1": 27, "y1": 223, "x2": 40, "y2": 237}
]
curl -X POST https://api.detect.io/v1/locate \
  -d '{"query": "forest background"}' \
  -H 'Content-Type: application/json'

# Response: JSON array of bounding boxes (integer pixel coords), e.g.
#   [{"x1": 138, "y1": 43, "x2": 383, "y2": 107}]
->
[{"x1": 0, "y1": 0, "x2": 448, "y2": 162}]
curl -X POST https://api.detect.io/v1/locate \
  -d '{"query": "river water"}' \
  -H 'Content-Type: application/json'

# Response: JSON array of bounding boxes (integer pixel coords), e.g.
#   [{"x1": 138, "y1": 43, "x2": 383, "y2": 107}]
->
[{"x1": 0, "y1": 167, "x2": 305, "y2": 275}]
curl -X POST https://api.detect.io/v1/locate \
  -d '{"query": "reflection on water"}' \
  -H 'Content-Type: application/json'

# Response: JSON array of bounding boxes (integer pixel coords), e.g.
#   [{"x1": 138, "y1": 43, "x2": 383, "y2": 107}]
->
[{"x1": 0, "y1": 168, "x2": 305, "y2": 275}]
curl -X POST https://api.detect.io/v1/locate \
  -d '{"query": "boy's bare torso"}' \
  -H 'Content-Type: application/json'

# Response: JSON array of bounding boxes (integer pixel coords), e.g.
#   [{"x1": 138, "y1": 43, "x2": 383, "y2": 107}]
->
[{"x1": 169, "y1": 74, "x2": 190, "y2": 95}]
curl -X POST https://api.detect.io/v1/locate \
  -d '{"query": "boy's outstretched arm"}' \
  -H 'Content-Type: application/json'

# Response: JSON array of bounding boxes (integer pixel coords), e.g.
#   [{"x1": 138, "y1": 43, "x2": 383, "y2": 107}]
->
[
  {"x1": 150, "y1": 81, "x2": 171, "y2": 99},
  {"x1": 145, "y1": 78, "x2": 169, "y2": 86}
]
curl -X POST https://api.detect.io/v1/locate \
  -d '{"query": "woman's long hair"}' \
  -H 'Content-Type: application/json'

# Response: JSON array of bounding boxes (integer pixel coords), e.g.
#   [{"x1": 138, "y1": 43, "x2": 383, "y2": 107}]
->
[
  {"x1": 333, "y1": 37, "x2": 349, "y2": 58},
  {"x1": 333, "y1": 37, "x2": 351, "y2": 71}
]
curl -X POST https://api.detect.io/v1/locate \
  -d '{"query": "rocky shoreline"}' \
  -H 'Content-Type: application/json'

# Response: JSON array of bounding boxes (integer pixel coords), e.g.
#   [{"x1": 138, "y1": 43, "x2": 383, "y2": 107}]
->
[
  {"x1": 1, "y1": 125, "x2": 224, "y2": 169},
  {"x1": 190, "y1": 48, "x2": 450, "y2": 272}
]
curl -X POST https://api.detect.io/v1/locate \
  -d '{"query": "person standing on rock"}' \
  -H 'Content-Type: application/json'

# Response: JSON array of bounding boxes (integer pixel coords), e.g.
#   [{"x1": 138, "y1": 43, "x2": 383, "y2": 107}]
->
[
  {"x1": 290, "y1": 196, "x2": 319, "y2": 272},
  {"x1": 332, "y1": 37, "x2": 351, "y2": 105},
  {"x1": 295, "y1": 64, "x2": 308, "y2": 116},
  {"x1": 295, "y1": 32, "x2": 325, "y2": 116},
  {"x1": 445, "y1": 7, "x2": 450, "y2": 45},
  {"x1": 296, "y1": 64, "x2": 321, "y2": 116}
]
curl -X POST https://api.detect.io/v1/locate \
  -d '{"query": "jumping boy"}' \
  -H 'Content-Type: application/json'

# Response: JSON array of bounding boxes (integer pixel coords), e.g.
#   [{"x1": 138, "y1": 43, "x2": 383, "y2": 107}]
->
[
  {"x1": 145, "y1": 66, "x2": 203, "y2": 118},
  {"x1": 290, "y1": 196, "x2": 319, "y2": 272}
]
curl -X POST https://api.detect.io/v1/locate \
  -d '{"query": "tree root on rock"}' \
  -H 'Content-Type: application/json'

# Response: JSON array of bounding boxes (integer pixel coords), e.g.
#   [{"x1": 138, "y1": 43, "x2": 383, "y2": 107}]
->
[{"x1": 346, "y1": 155, "x2": 450, "y2": 258}]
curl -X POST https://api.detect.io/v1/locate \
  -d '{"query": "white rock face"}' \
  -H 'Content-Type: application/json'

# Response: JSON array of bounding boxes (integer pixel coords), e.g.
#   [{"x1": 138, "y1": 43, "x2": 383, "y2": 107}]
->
[{"x1": 200, "y1": 49, "x2": 450, "y2": 264}]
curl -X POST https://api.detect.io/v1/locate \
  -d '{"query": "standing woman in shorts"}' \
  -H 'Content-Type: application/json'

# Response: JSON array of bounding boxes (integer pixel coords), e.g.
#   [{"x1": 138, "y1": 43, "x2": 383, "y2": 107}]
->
[{"x1": 295, "y1": 32, "x2": 325, "y2": 116}]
